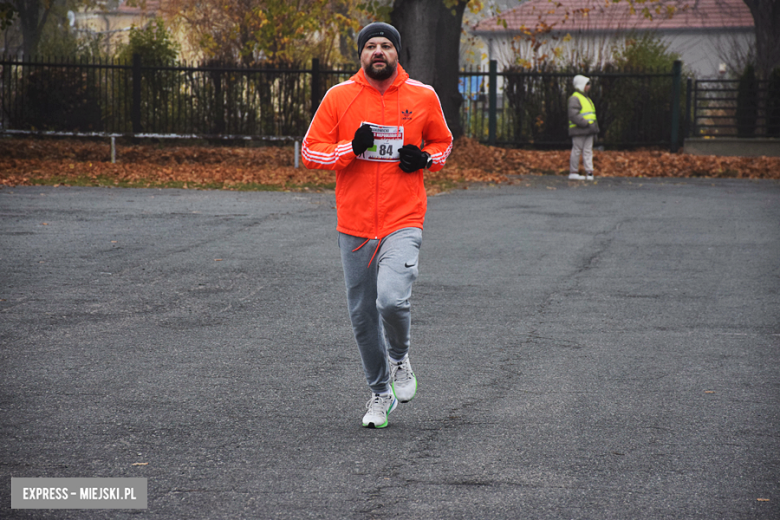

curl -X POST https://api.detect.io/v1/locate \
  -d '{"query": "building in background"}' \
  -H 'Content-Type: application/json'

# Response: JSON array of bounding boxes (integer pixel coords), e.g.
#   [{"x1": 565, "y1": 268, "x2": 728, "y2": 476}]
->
[
  {"x1": 470, "y1": 0, "x2": 755, "y2": 78},
  {"x1": 72, "y1": 0, "x2": 160, "y2": 55}
]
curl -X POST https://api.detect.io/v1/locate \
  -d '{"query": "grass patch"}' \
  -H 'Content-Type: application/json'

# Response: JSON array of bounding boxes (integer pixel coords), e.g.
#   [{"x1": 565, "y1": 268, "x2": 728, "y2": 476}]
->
[
  {"x1": 434, "y1": 179, "x2": 461, "y2": 190},
  {"x1": 25, "y1": 174, "x2": 335, "y2": 192},
  {"x1": 284, "y1": 182, "x2": 337, "y2": 191}
]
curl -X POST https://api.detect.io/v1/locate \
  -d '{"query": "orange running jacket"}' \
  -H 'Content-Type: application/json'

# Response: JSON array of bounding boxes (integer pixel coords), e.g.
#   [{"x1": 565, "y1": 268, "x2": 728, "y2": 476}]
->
[{"x1": 302, "y1": 64, "x2": 453, "y2": 239}]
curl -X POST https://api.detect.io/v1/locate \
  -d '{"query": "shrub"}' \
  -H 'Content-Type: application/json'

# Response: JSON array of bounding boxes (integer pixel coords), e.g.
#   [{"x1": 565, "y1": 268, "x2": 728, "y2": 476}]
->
[
  {"x1": 600, "y1": 34, "x2": 682, "y2": 145},
  {"x1": 766, "y1": 67, "x2": 780, "y2": 138},
  {"x1": 116, "y1": 18, "x2": 180, "y2": 65},
  {"x1": 736, "y1": 64, "x2": 758, "y2": 137},
  {"x1": 7, "y1": 63, "x2": 103, "y2": 132},
  {"x1": 115, "y1": 19, "x2": 181, "y2": 133}
]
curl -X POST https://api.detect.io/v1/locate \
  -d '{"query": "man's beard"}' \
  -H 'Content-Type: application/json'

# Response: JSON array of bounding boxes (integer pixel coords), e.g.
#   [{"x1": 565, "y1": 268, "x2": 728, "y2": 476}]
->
[{"x1": 365, "y1": 60, "x2": 396, "y2": 81}]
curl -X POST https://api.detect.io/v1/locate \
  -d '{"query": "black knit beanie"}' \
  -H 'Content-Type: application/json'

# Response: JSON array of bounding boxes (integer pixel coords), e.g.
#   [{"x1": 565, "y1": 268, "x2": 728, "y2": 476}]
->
[{"x1": 357, "y1": 22, "x2": 401, "y2": 56}]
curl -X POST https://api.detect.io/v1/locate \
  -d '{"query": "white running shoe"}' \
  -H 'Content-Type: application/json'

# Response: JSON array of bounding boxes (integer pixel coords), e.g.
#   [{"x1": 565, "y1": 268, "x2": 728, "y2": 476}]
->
[
  {"x1": 586, "y1": 172, "x2": 594, "y2": 181},
  {"x1": 389, "y1": 356, "x2": 417, "y2": 403},
  {"x1": 362, "y1": 392, "x2": 397, "y2": 428},
  {"x1": 569, "y1": 173, "x2": 587, "y2": 180}
]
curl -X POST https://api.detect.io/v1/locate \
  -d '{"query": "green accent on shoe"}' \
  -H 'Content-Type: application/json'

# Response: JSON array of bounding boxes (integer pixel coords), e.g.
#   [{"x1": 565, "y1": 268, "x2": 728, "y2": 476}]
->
[
  {"x1": 363, "y1": 417, "x2": 389, "y2": 428},
  {"x1": 362, "y1": 394, "x2": 396, "y2": 428}
]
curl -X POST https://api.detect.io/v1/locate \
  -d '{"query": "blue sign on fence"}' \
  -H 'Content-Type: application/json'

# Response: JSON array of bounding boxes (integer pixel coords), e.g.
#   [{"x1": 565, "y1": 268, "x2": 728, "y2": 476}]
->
[{"x1": 459, "y1": 75, "x2": 485, "y2": 100}]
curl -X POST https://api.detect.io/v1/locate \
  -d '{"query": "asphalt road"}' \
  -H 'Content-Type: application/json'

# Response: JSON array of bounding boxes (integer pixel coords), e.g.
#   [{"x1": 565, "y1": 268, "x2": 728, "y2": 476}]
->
[{"x1": 1, "y1": 175, "x2": 779, "y2": 519}]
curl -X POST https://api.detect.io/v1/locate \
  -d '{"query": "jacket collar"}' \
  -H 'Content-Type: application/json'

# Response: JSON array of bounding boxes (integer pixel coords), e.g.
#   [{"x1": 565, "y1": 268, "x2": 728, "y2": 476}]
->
[{"x1": 352, "y1": 64, "x2": 409, "y2": 92}]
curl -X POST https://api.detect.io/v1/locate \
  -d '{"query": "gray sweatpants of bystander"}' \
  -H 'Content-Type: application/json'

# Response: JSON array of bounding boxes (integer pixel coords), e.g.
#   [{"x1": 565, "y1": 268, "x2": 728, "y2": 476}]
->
[{"x1": 570, "y1": 134, "x2": 594, "y2": 175}]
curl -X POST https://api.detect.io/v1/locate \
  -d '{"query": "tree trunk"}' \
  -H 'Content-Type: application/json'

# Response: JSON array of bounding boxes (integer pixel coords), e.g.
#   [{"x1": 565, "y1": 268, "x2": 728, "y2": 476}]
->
[
  {"x1": 16, "y1": 0, "x2": 50, "y2": 58},
  {"x1": 742, "y1": 0, "x2": 780, "y2": 77},
  {"x1": 391, "y1": 0, "x2": 467, "y2": 139}
]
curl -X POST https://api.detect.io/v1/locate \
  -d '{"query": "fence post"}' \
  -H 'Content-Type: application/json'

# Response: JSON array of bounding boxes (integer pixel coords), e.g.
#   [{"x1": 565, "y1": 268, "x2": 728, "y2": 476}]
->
[
  {"x1": 488, "y1": 59, "x2": 497, "y2": 146},
  {"x1": 311, "y1": 58, "x2": 320, "y2": 118},
  {"x1": 685, "y1": 77, "x2": 692, "y2": 139},
  {"x1": 132, "y1": 53, "x2": 142, "y2": 134},
  {"x1": 670, "y1": 60, "x2": 682, "y2": 152},
  {"x1": 213, "y1": 65, "x2": 224, "y2": 135},
  {"x1": 692, "y1": 79, "x2": 699, "y2": 137}
]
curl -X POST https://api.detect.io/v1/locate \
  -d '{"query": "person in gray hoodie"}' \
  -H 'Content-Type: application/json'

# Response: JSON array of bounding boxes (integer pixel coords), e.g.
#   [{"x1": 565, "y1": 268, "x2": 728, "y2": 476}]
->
[{"x1": 568, "y1": 74, "x2": 599, "y2": 180}]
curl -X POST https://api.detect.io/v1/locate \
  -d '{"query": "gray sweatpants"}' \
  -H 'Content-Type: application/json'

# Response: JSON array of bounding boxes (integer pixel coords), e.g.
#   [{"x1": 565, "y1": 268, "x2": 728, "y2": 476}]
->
[
  {"x1": 338, "y1": 228, "x2": 422, "y2": 394},
  {"x1": 570, "y1": 134, "x2": 594, "y2": 174}
]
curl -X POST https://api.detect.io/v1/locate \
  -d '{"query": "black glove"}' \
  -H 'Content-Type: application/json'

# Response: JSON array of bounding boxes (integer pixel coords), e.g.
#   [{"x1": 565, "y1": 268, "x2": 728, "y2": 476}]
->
[
  {"x1": 352, "y1": 124, "x2": 374, "y2": 156},
  {"x1": 398, "y1": 144, "x2": 430, "y2": 173}
]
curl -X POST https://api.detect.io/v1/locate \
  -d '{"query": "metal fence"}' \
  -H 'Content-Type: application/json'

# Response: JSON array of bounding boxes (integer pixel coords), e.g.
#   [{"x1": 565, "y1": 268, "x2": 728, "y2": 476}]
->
[
  {"x1": 1, "y1": 55, "x2": 687, "y2": 149},
  {"x1": 688, "y1": 78, "x2": 780, "y2": 138},
  {"x1": 0, "y1": 56, "x2": 352, "y2": 140},
  {"x1": 460, "y1": 61, "x2": 684, "y2": 150}
]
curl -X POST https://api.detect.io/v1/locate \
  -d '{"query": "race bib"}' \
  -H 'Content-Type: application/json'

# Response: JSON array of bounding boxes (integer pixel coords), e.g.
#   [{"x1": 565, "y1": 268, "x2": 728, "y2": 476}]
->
[{"x1": 358, "y1": 122, "x2": 404, "y2": 162}]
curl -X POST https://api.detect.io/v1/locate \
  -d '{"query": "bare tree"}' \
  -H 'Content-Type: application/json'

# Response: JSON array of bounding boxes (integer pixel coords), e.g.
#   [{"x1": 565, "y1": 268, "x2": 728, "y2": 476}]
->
[
  {"x1": 741, "y1": 0, "x2": 780, "y2": 76},
  {"x1": 13, "y1": 0, "x2": 53, "y2": 57},
  {"x1": 3, "y1": 0, "x2": 97, "y2": 57}
]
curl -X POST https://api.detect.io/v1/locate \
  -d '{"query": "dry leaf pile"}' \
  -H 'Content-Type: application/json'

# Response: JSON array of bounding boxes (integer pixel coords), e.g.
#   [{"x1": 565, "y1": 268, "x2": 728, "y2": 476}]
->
[
  {"x1": 0, "y1": 138, "x2": 334, "y2": 188},
  {"x1": 1, "y1": 137, "x2": 778, "y2": 191},
  {"x1": 442, "y1": 137, "x2": 780, "y2": 180}
]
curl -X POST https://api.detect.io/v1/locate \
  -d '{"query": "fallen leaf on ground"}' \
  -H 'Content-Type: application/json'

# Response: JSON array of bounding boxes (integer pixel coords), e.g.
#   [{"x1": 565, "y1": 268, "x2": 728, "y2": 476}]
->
[{"x1": 1, "y1": 137, "x2": 778, "y2": 190}]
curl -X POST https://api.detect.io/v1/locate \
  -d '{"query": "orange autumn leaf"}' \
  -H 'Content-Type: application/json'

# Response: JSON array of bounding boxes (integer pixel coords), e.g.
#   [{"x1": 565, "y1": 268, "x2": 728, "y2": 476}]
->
[{"x1": 1, "y1": 137, "x2": 778, "y2": 190}]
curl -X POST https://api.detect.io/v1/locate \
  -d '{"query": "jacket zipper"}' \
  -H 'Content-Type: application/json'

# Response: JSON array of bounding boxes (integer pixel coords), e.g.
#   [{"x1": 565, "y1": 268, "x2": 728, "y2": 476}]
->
[{"x1": 375, "y1": 94, "x2": 386, "y2": 240}]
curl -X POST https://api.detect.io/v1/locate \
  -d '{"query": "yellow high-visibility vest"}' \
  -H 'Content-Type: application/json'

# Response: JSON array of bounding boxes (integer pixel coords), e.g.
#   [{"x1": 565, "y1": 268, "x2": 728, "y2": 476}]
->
[{"x1": 569, "y1": 91, "x2": 597, "y2": 128}]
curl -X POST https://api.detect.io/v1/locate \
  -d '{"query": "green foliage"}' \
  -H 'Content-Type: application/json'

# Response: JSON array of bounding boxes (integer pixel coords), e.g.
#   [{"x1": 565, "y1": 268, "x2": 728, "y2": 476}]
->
[
  {"x1": 163, "y1": 0, "x2": 368, "y2": 67},
  {"x1": 597, "y1": 34, "x2": 683, "y2": 144},
  {"x1": 36, "y1": 23, "x2": 105, "y2": 60},
  {"x1": 612, "y1": 32, "x2": 681, "y2": 71},
  {"x1": 117, "y1": 18, "x2": 180, "y2": 64},
  {"x1": 736, "y1": 64, "x2": 758, "y2": 137},
  {"x1": 0, "y1": 1, "x2": 17, "y2": 31},
  {"x1": 357, "y1": 0, "x2": 392, "y2": 21},
  {"x1": 112, "y1": 19, "x2": 180, "y2": 134}
]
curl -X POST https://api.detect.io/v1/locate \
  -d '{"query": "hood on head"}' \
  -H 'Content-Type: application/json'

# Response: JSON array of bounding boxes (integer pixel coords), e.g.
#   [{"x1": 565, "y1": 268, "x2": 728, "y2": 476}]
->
[{"x1": 573, "y1": 75, "x2": 590, "y2": 93}]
